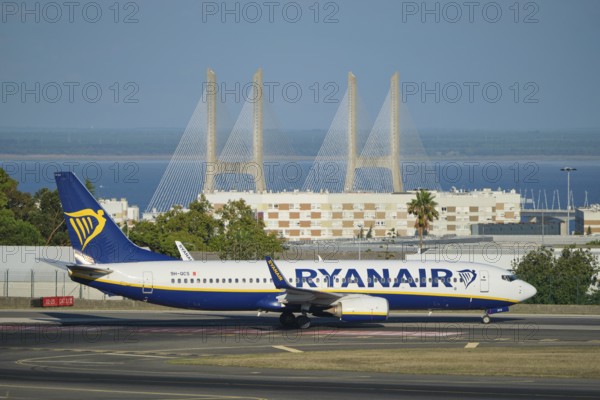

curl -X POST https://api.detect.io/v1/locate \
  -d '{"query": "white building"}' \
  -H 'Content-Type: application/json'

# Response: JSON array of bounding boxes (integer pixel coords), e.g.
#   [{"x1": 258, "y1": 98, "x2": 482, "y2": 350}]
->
[
  {"x1": 202, "y1": 188, "x2": 521, "y2": 240},
  {"x1": 576, "y1": 205, "x2": 600, "y2": 235},
  {"x1": 99, "y1": 198, "x2": 139, "y2": 226}
]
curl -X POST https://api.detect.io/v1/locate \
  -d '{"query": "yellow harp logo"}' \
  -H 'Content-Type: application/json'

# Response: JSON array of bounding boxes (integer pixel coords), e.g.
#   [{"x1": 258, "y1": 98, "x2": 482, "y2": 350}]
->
[{"x1": 65, "y1": 209, "x2": 106, "y2": 250}]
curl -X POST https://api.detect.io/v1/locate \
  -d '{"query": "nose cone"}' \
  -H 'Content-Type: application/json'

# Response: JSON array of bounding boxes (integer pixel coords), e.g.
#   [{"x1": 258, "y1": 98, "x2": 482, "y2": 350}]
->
[{"x1": 518, "y1": 280, "x2": 537, "y2": 302}]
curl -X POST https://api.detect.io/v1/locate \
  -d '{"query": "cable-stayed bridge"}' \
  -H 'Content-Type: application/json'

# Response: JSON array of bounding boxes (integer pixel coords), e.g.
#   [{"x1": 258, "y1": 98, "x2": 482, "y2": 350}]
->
[{"x1": 145, "y1": 69, "x2": 438, "y2": 213}]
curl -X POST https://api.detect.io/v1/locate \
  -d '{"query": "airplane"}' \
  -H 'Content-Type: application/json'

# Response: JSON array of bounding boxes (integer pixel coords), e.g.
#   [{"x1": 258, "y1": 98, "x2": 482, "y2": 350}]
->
[{"x1": 46, "y1": 171, "x2": 537, "y2": 329}]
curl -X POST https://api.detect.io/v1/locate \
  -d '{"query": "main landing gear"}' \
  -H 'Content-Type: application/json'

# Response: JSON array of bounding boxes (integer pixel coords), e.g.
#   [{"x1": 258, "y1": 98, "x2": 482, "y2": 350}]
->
[
  {"x1": 279, "y1": 311, "x2": 311, "y2": 329},
  {"x1": 482, "y1": 314, "x2": 491, "y2": 324}
]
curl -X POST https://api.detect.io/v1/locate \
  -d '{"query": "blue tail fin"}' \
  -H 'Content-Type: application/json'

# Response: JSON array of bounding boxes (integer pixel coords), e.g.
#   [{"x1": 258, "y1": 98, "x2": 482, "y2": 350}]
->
[{"x1": 55, "y1": 171, "x2": 174, "y2": 264}]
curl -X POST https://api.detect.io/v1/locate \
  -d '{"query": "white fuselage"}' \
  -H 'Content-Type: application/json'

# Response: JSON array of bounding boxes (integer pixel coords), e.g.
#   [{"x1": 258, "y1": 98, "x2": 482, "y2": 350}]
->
[{"x1": 70, "y1": 259, "x2": 536, "y2": 312}]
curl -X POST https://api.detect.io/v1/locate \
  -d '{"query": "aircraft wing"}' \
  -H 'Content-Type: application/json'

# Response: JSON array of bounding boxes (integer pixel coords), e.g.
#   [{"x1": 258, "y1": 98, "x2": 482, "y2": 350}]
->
[
  {"x1": 265, "y1": 256, "x2": 342, "y2": 306},
  {"x1": 38, "y1": 258, "x2": 112, "y2": 276}
]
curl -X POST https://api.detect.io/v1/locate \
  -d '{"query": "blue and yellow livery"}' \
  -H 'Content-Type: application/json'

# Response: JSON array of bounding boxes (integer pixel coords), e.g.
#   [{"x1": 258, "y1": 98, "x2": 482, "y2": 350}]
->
[{"x1": 48, "y1": 171, "x2": 537, "y2": 328}]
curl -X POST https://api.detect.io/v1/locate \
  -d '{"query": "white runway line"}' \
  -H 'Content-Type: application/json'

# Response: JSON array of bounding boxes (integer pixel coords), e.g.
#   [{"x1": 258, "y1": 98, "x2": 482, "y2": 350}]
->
[
  {"x1": 272, "y1": 345, "x2": 303, "y2": 353},
  {"x1": 464, "y1": 342, "x2": 479, "y2": 349}
]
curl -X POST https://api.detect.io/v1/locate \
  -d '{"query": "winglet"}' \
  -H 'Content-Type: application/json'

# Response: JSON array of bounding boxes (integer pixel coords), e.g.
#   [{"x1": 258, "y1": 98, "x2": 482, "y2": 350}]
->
[
  {"x1": 176, "y1": 241, "x2": 194, "y2": 261},
  {"x1": 265, "y1": 256, "x2": 291, "y2": 290}
]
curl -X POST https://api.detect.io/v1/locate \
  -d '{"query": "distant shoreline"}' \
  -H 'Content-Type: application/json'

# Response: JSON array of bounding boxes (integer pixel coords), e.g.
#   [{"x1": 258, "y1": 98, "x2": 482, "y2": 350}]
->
[{"x1": 1, "y1": 154, "x2": 599, "y2": 162}]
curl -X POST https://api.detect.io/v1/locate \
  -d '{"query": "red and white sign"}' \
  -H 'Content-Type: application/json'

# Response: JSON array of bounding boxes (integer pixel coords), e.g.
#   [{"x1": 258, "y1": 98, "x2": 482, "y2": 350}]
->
[{"x1": 41, "y1": 296, "x2": 74, "y2": 307}]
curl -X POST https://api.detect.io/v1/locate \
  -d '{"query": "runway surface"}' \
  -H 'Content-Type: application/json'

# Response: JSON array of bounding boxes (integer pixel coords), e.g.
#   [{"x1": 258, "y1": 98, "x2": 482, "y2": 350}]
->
[{"x1": 1, "y1": 310, "x2": 599, "y2": 399}]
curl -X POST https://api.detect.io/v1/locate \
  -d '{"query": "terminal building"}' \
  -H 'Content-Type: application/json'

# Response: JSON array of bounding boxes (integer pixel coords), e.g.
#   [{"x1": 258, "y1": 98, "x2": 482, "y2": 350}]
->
[
  {"x1": 576, "y1": 205, "x2": 600, "y2": 235},
  {"x1": 203, "y1": 188, "x2": 521, "y2": 240}
]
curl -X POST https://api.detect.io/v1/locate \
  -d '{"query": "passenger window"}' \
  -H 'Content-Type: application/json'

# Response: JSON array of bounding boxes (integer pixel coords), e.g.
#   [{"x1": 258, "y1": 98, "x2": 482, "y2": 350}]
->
[
  {"x1": 190, "y1": 279, "x2": 194, "y2": 283},
  {"x1": 209, "y1": 279, "x2": 213, "y2": 283},
  {"x1": 184, "y1": 279, "x2": 188, "y2": 283},
  {"x1": 203, "y1": 278, "x2": 207, "y2": 283},
  {"x1": 235, "y1": 278, "x2": 239, "y2": 283},
  {"x1": 216, "y1": 279, "x2": 219, "y2": 283},
  {"x1": 242, "y1": 278, "x2": 246, "y2": 283},
  {"x1": 250, "y1": 278, "x2": 253, "y2": 283},
  {"x1": 229, "y1": 278, "x2": 232, "y2": 283},
  {"x1": 177, "y1": 278, "x2": 181, "y2": 284}
]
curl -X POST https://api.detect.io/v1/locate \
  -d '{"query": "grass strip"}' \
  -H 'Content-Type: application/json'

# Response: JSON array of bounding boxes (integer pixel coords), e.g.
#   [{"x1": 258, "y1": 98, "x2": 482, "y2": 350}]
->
[{"x1": 171, "y1": 346, "x2": 600, "y2": 379}]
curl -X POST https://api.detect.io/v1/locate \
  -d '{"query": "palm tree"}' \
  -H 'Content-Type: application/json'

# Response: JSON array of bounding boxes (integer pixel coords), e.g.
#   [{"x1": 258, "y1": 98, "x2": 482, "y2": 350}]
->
[{"x1": 407, "y1": 190, "x2": 439, "y2": 252}]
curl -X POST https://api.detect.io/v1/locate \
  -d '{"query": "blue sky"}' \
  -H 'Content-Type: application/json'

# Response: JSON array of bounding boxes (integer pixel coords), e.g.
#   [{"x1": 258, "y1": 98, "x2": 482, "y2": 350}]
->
[{"x1": 1, "y1": 0, "x2": 599, "y2": 131}]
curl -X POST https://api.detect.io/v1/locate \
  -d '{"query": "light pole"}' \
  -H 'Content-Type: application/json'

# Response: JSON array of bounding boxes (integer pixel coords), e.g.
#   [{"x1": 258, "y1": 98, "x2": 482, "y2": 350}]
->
[
  {"x1": 561, "y1": 167, "x2": 576, "y2": 235},
  {"x1": 357, "y1": 224, "x2": 363, "y2": 260}
]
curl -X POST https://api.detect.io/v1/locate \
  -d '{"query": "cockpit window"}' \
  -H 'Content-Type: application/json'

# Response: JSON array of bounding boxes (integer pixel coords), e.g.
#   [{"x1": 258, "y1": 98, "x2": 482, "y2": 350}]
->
[{"x1": 502, "y1": 275, "x2": 518, "y2": 282}]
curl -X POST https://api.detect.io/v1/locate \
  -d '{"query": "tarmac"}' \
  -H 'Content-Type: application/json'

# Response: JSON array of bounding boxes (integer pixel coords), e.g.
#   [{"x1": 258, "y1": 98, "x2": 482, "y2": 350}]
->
[{"x1": 1, "y1": 310, "x2": 599, "y2": 399}]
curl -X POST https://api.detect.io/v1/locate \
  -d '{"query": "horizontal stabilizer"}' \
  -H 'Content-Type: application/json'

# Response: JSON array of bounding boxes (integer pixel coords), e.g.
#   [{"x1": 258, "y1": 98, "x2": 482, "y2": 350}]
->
[{"x1": 38, "y1": 258, "x2": 112, "y2": 276}]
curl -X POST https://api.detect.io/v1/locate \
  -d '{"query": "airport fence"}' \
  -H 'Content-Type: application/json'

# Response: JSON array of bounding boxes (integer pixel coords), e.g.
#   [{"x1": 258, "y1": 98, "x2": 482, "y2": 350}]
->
[{"x1": 0, "y1": 269, "x2": 117, "y2": 300}]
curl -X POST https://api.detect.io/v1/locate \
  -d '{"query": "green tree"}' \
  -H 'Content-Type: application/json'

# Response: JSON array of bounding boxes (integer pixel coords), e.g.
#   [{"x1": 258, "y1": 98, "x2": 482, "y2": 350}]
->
[
  {"x1": 407, "y1": 190, "x2": 439, "y2": 252},
  {"x1": 554, "y1": 247, "x2": 598, "y2": 304},
  {"x1": 588, "y1": 285, "x2": 600, "y2": 305},
  {"x1": 27, "y1": 188, "x2": 69, "y2": 245},
  {"x1": 0, "y1": 191, "x2": 43, "y2": 245},
  {"x1": 85, "y1": 179, "x2": 96, "y2": 196},
  {"x1": 129, "y1": 196, "x2": 218, "y2": 258},
  {"x1": 511, "y1": 247, "x2": 556, "y2": 304},
  {"x1": 0, "y1": 168, "x2": 35, "y2": 221},
  {"x1": 512, "y1": 246, "x2": 599, "y2": 304},
  {"x1": 213, "y1": 199, "x2": 283, "y2": 260}
]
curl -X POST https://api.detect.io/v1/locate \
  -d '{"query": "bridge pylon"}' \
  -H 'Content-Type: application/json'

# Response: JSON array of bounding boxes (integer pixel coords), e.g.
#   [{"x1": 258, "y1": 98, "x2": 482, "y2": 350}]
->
[
  {"x1": 203, "y1": 68, "x2": 266, "y2": 193},
  {"x1": 344, "y1": 72, "x2": 403, "y2": 192}
]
